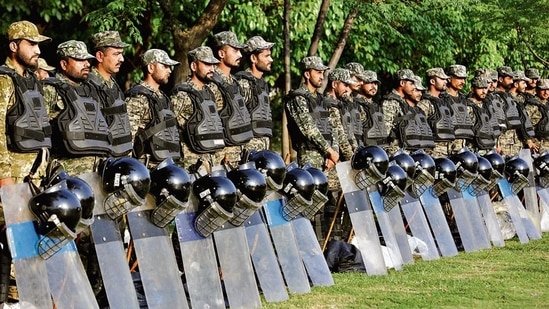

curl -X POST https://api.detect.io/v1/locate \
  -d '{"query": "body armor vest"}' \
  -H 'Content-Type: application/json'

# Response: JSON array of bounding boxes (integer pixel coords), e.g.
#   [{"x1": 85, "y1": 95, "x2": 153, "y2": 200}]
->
[
  {"x1": 45, "y1": 78, "x2": 111, "y2": 156},
  {"x1": 212, "y1": 73, "x2": 253, "y2": 146},
  {"x1": 336, "y1": 99, "x2": 355, "y2": 145},
  {"x1": 88, "y1": 74, "x2": 132, "y2": 156},
  {"x1": 486, "y1": 92, "x2": 507, "y2": 131},
  {"x1": 415, "y1": 108, "x2": 435, "y2": 149},
  {"x1": 468, "y1": 102, "x2": 496, "y2": 150},
  {"x1": 424, "y1": 94, "x2": 455, "y2": 141},
  {"x1": 482, "y1": 97, "x2": 502, "y2": 138},
  {"x1": 445, "y1": 94, "x2": 475, "y2": 139},
  {"x1": 234, "y1": 71, "x2": 273, "y2": 137},
  {"x1": 127, "y1": 85, "x2": 180, "y2": 161},
  {"x1": 172, "y1": 83, "x2": 225, "y2": 153},
  {"x1": 285, "y1": 88, "x2": 332, "y2": 150},
  {"x1": 496, "y1": 91, "x2": 522, "y2": 130},
  {"x1": 358, "y1": 98, "x2": 388, "y2": 146},
  {"x1": 0, "y1": 66, "x2": 51, "y2": 152},
  {"x1": 525, "y1": 99, "x2": 549, "y2": 139},
  {"x1": 385, "y1": 93, "x2": 421, "y2": 150},
  {"x1": 348, "y1": 100, "x2": 364, "y2": 146}
]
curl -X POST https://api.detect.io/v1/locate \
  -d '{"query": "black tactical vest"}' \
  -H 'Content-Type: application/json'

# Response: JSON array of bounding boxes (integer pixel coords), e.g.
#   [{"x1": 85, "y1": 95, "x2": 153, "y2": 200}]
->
[
  {"x1": 127, "y1": 85, "x2": 180, "y2": 161},
  {"x1": 468, "y1": 101, "x2": 496, "y2": 150},
  {"x1": 482, "y1": 96, "x2": 502, "y2": 138},
  {"x1": 415, "y1": 107, "x2": 435, "y2": 149},
  {"x1": 0, "y1": 66, "x2": 52, "y2": 152},
  {"x1": 88, "y1": 74, "x2": 132, "y2": 157},
  {"x1": 336, "y1": 99, "x2": 355, "y2": 146},
  {"x1": 385, "y1": 93, "x2": 421, "y2": 150},
  {"x1": 212, "y1": 73, "x2": 253, "y2": 146},
  {"x1": 424, "y1": 94, "x2": 455, "y2": 141},
  {"x1": 348, "y1": 100, "x2": 364, "y2": 146},
  {"x1": 444, "y1": 93, "x2": 475, "y2": 139},
  {"x1": 524, "y1": 99, "x2": 549, "y2": 139},
  {"x1": 357, "y1": 98, "x2": 389, "y2": 146},
  {"x1": 285, "y1": 88, "x2": 332, "y2": 151},
  {"x1": 496, "y1": 91, "x2": 522, "y2": 130},
  {"x1": 486, "y1": 92, "x2": 507, "y2": 132},
  {"x1": 171, "y1": 83, "x2": 225, "y2": 153},
  {"x1": 45, "y1": 78, "x2": 111, "y2": 156},
  {"x1": 234, "y1": 71, "x2": 273, "y2": 137}
]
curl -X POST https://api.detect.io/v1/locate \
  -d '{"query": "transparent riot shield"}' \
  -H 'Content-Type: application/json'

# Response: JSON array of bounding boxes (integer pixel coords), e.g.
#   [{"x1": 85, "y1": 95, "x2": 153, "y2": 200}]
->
[
  {"x1": 475, "y1": 192, "x2": 505, "y2": 247},
  {"x1": 497, "y1": 179, "x2": 529, "y2": 244},
  {"x1": 175, "y1": 193, "x2": 225, "y2": 309},
  {"x1": 386, "y1": 204, "x2": 414, "y2": 265},
  {"x1": 126, "y1": 195, "x2": 188, "y2": 309},
  {"x1": 1, "y1": 183, "x2": 52, "y2": 309},
  {"x1": 263, "y1": 192, "x2": 310, "y2": 294},
  {"x1": 335, "y1": 162, "x2": 386, "y2": 275},
  {"x1": 419, "y1": 188, "x2": 458, "y2": 257},
  {"x1": 80, "y1": 172, "x2": 140, "y2": 309},
  {"x1": 244, "y1": 211, "x2": 288, "y2": 302},
  {"x1": 462, "y1": 188, "x2": 491, "y2": 249},
  {"x1": 519, "y1": 149, "x2": 541, "y2": 232},
  {"x1": 400, "y1": 192, "x2": 439, "y2": 261},
  {"x1": 446, "y1": 188, "x2": 479, "y2": 252}
]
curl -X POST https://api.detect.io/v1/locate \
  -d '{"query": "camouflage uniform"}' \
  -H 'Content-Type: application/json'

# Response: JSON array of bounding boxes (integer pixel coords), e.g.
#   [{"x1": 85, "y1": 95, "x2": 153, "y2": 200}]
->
[
  {"x1": 43, "y1": 40, "x2": 101, "y2": 175},
  {"x1": 465, "y1": 77, "x2": 493, "y2": 155},
  {"x1": 524, "y1": 79, "x2": 549, "y2": 152}
]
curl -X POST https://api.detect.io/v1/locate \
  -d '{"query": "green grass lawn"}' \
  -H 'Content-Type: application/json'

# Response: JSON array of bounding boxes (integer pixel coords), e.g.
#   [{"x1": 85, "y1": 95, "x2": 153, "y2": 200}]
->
[{"x1": 262, "y1": 234, "x2": 549, "y2": 308}]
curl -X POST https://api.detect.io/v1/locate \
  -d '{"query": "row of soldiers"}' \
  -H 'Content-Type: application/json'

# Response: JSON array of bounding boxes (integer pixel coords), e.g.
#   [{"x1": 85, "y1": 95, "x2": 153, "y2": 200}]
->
[{"x1": 0, "y1": 20, "x2": 276, "y2": 305}]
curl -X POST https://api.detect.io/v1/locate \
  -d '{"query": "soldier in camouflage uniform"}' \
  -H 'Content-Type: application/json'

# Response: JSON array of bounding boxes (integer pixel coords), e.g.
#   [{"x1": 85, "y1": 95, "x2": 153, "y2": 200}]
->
[
  {"x1": 418, "y1": 67, "x2": 453, "y2": 157},
  {"x1": 236, "y1": 36, "x2": 275, "y2": 152},
  {"x1": 524, "y1": 79, "x2": 549, "y2": 152},
  {"x1": 42, "y1": 41, "x2": 104, "y2": 176},
  {"x1": 0, "y1": 20, "x2": 51, "y2": 305},
  {"x1": 524, "y1": 68, "x2": 540, "y2": 96},
  {"x1": 210, "y1": 31, "x2": 252, "y2": 166},
  {"x1": 125, "y1": 49, "x2": 181, "y2": 166},
  {"x1": 465, "y1": 76, "x2": 496, "y2": 154},
  {"x1": 35, "y1": 57, "x2": 55, "y2": 80},
  {"x1": 171, "y1": 46, "x2": 224, "y2": 171},
  {"x1": 285, "y1": 56, "x2": 339, "y2": 169}
]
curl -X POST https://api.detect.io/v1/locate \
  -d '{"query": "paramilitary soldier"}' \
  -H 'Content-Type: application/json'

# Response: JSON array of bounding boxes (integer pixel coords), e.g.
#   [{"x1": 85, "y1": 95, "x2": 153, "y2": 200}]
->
[
  {"x1": 524, "y1": 79, "x2": 549, "y2": 153},
  {"x1": 236, "y1": 35, "x2": 275, "y2": 152},
  {"x1": 88, "y1": 30, "x2": 133, "y2": 158},
  {"x1": 465, "y1": 76, "x2": 497, "y2": 155},
  {"x1": 418, "y1": 67, "x2": 454, "y2": 157},
  {"x1": 0, "y1": 20, "x2": 52, "y2": 305},
  {"x1": 170, "y1": 46, "x2": 225, "y2": 171},
  {"x1": 210, "y1": 31, "x2": 253, "y2": 166},
  {"x1": 345, "y1": 63, "x2": 388, "y2": 148},
  {"x1": 126, "y1": 49, "x2": 181, "y2": 165},
  {"x1": 285, "y1": 56, "x2": 339, "y2": 169}
]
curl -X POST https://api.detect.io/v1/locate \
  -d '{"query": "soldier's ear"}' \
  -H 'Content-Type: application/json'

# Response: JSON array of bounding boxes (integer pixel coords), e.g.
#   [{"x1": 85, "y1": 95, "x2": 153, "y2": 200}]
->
[
  {"x1": 95, "y1": 50, "x2": 105, "y2": 63},
  {"x1": 218, "y1": 48, "x2": 225, "y2": 59},
  {"x1": 250, "y1": 53, "x2": 258, "y2": 65},
  {"x1": 8, "y1": 41, "x2": 18, "y2": 53},
  {"x1": 429, "y1": 78, "x2": 435, "y2": 86},
  {"x1": 147, "y1": 63, "x2": 155, "y2": 74},
  {"x1": 190, "y1": 61, "x2": 197, "y2": 72},
  {"x1": 304, "y1": 71, "x2": 311, "y2": 80},
  {"x1": 60, "y1": 59, "x2": 68, "y2": 71}
]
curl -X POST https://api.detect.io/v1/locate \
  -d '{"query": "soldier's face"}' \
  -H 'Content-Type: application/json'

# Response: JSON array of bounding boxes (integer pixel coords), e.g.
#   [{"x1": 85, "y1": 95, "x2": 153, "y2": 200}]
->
[
  {"x1": 412, "y1": 88, "x2": 422, "y2": 102},
  {"x1": 432, "y1": 77, "x2": 448, "y2": 91},
  {"x1": 361, "y1": 81, "x2": 378, "y2": 98},
  {"x1": 537, "y1": 88, "x2": 549, "y2": 100},
  {"x1": 13, "y1": 39, "x2": 41, "y2": 69},
  {"x1": 307, "y1": 69, "x2": 324, "y2": 88},
  {"x1": 472, "y1": 87, "x2": 488, "y2": 100},
  {"x1": 349, "y1": 76, "x2": 362, "y2": 92},
  {"x1": 449, "y1": 76, "x2": 465, "y2": 91},
  {"x1": 515, "y1": 80, "x2": 527, "y2": 93},
  {"x1": 151, "y1": 63, "x2": 172, "y2": 85},
  {"x1": 97, "y1": 47, "x2": 124, "y2": 75},
  {"x1": 402, "y1": 80, "x2": 415, "y2": 97},
  {"x1": 500, "y1": 76, "x2": 514, "y2": 89},
  {"x1": 334, "y1": 81, "x2": 351, "y2": 98},
  {"x1": 194, "y1": 61, "x2": 215, "y2": 82},
  {"x1": 221, "y1": 46, "x2": 242, "y2": 68},
  {"x1": 527, "y1": 78, "x2": 537, "y2": 89},
  {"x1": 254, "y1": 49, "x2": 273, "y2": 73},
  {"x1": 34, "y1": 68, "x2": 50, "y2": 81},
  {"x1": 489, "y1": 80, "x2": 497, "y2": 92},
  {"x1": 61, "y1": 57, "x2": 90, "y2": 82}
]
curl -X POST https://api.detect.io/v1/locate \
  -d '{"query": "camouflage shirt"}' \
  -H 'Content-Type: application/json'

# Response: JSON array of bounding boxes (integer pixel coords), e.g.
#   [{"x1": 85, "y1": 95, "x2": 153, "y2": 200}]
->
[
  {"x1": 125, "y1": 81, "x2": 163, "y2": 138},
  {"x1": 326, "y1": 93, "x2": 353, "y2": 161}
]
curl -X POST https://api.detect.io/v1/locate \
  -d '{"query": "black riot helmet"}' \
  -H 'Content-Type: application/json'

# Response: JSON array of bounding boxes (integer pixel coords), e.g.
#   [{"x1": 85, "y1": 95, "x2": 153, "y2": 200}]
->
[
  {"x1": 409, "y1": 149, "x2": 436, "y2": 197},
  {"x1": 467, "y1": 156, "x2": 493, "y2": 196},
  {"x1": 227, "y1": 162, "x2": 268, "y2": 226},
  {"x1": 99, "y1": 157, "x2": 151, "y2": 219},
  {"x1": 534, "y1": 152, "x2": 549, "y2": 188},
  {"x1": 477, "y1": 156, "x2": 493, "y2": 183},
  {"x1": 390, "y1": 150, "x2": 416, "y2": 188},
  {"x1": 46, "y1": 170, "x2": 95, "y2": 222},
  {"x1": 378, "y1": 164, "x2": 407, "y2": 211},
  {"x1": 248, "y1": 150, "x2": 286, "y2": 191},
  {"x1": 450, "y1": 148, "x2": 479, "y2": 191},
  {"x1": 483, "y1": 151, "x2": 506, "y2": 179},
  {"x1": 505, "y1": 157, "x2": 530, "y2": 194},
  {"x1": 432, "y1": 158, "x2": 457, "y2": 196},
  {"x1": 149, "y1": 157, "x2": 192, "y2": 228},
  {"x1": 280, "y1": 162, "x2": 315, "y2": 221},
  {"x1": 193, "y1": 169, "x2": 238, "y2": 237},
  {"x1": 351, "y1": 145, "x2": 389, "y2": 189},
  {"x1": 302, "y1": 164, "x2": 330, "y2": 220}
]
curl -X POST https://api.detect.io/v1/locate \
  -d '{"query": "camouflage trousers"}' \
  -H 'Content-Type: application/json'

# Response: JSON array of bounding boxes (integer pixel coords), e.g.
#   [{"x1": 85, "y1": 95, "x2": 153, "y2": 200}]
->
[
  {"x1": 244, "y1": 137, "x2": 270, "y2": 152},
  {"x1": 499, "y1": 130, "x2": 522, "y2": 157},
  {"x1": 213, "y1": 145, "x2": 244, "y2": 167}
]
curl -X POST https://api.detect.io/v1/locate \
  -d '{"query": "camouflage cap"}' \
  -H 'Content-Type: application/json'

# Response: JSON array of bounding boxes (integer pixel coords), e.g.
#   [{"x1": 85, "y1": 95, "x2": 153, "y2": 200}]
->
[
  {"x1": 213, "y1": 31, "x2": 247, "y2": 49},
  {"x1": 7, "y1": 20, "x2": 51, "y2": 43},
  {"x1": 446, "y1": 64, "x2": 467, "y2": 78},
  {"x1": 301, "y1": 56, "x2": 329, "y2": 71},
  {"x1": 142, "y1": 49, "x2": 180, "y2": 66},
  {"x1": 328, "y1": 68, "x2": 357, "y2": 85},
  {"x1": 497, "y1": 66, "x2": 513, "y2": 77},
  {"x1": 37, "y1": 58, "x2": 55, "y2": 71},
  {"x1": 345, "y1": 62, "x2": 380, "y2": 83},
  {"x1": 537, "y1": 79, "x2": 549, "y2": 90},
  {"x1": 487, "y1": 69, "x2": 498, "y2": 81},
  {"x1": 426, "y1": 67, "x2": 450, "y2": 79},
  {"x1": 525, "y1": 68, "x2": 540, "y2": 79},
  {"x1": 188, "y1": 46, "x2": 220, "y2": 64},
  {"x1": 412, "y1": 75, "x2": 425, "y2": 91},
  {"x1": 471, "y1": 76, "x2": 489, "y2": 88},
  {"x1": 57, "y1": 40, "x2": 95, "y2": 60},
  {"x1": 513, "y1": 70, "x2": 531, "y2": 82},
  {"x1": 91, "y1": 30, "x2": 130, "y2": 49},
  {"x1": 394, "y1": 68, "x2": 415, "y2": 81},
  {"x1": 244, "y1": 36, "x2": 274, "y2": 53}
]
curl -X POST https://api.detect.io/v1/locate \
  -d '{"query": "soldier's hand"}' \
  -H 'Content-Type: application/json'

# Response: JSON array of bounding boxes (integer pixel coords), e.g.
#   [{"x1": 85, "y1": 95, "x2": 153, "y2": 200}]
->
[
  {"x1": 324, "y1": 158, "x2": 336, "y2": 170},
  {"x1": 0, "y1": 178, "x2": 13, "y2": 188},
  {"x1": 527, "y1": 140, "x2": 539, "y2": 154},
  {"x1": 326, "y1": 148, "x2": 339, "y2": 164}
]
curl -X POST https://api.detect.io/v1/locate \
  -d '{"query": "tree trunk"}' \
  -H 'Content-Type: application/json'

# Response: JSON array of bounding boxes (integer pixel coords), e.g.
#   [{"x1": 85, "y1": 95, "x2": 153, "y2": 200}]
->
[
  {"x1": 307, "y1": 0, "x2": 331, "y2": 57},
  {"x1": 282, "y1": 0, "x2": 292, "y2": 159}
]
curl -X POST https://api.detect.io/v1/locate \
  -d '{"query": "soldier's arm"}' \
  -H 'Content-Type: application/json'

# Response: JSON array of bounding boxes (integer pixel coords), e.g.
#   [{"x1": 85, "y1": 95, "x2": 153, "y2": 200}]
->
[
  {"x1": 286, "y1": 95, "x2": 332, "y2": 153},
  {"x1": 125, "y1": 94, "x2": 150, "y2": 138},
  {"x1": 381, "y1": 99, "x2": 399, "y2": 136},
  {"x1": 330, "y1": 107, "x2": 353, "y2": 161},
  {"x1": 207, "y1": 83, "x2": 225, "y2": 110},
  {"x1": 237, "y1": 78, "x2": 253, "y2": 107},
  {"x1": 171, "y1": 91, "x2": 193, "y2": 129},
  {"x1": 0, "y1": 76, "x2": 14, "y2": 183},
  {"x1": 42, "y1": 84, "x2": 64, "y2": 119},
  {"x1": 417, "y1": 99, "x2": 432, "y2": 117}
]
